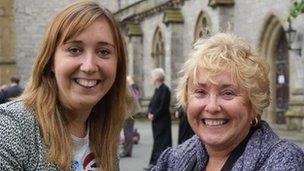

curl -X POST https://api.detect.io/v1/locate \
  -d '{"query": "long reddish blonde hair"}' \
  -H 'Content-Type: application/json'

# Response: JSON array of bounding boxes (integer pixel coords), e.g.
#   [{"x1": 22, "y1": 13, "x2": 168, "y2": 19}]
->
[{"x1": 21, "y1": 1, "x2": 127, "y2": 170}]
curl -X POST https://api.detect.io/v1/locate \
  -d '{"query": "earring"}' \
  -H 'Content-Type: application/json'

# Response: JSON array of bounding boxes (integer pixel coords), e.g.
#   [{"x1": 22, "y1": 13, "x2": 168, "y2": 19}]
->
[{"x1": 251, "y1": 117, "x2": 259, "y2": 127}]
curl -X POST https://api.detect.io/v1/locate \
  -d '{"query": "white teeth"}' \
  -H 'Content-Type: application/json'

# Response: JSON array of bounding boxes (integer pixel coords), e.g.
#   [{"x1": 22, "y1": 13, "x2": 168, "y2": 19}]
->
[
  {"x1": 204, "y1": 119, "x2": 227, "y2": 126},
  {"x1": 75, "y1": 79, "x2": 98, "y2": 87}
]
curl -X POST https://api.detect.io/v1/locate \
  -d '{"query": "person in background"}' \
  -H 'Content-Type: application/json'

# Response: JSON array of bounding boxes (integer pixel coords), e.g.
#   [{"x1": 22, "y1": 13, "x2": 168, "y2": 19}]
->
[
  {"x1": 0, "y1": 1, "x2": 127, "y2": 170},
  {"x1": 0, "y1": 84, "x2": 8, "y2": 91},
  {"x1": 0, "y1": 76, "x2": 23, "y2": 104},
  {"x1": 127, "y1": 75, "x2": 141, "y2": 102},
  {"x1": 175, "y1": 106, "x2": 194, "y2": 144},
  {"x1": 120, "y1": 75, "x2": 141, "y2": 158},
  {"x1": 144, "y1": 68, "x2": 172, "y2": 171},
  {"x1": 153, "y1": 33, "x2": 304, "y2": 171}
]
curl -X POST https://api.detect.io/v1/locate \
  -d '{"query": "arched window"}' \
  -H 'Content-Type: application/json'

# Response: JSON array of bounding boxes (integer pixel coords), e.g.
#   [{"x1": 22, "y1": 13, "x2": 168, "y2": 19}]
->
[
  {"x1": 275, "y1": 29, "x2": 289, "y2": 124},
  {"x1": 259, "y1": 14, "x2": 289, "y2": 124},
  {"x1": 152, "y1": 27, "x2": 165, "y2": 69},
  {"x1": 194, "y1": 11, "x2": 212, "y2": 42}
]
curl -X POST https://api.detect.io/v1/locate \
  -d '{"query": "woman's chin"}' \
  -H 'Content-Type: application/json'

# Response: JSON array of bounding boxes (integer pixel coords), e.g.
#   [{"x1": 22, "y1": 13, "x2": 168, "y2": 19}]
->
[{"x1": 199, "y1": 133, "x2": 228, "y2": 148}]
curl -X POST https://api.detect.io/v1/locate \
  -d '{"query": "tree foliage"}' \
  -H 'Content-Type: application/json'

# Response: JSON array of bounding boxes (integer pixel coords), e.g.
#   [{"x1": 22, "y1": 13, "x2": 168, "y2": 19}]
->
[{"x1": 288, "y1": 0, "x2": 304, "y2": 22}]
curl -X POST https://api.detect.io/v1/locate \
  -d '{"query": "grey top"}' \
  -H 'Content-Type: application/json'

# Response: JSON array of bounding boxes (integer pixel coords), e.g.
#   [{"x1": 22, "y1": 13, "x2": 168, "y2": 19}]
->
[
  {"x1": 0, "y1": 100, "x2": 120, "y2": 170},
  {"x1": 0, "y1": 100, "x2": 58, "y2": 170},
  {"x1": 153, "y1": 121, "x2": 304, "y2": 171}
]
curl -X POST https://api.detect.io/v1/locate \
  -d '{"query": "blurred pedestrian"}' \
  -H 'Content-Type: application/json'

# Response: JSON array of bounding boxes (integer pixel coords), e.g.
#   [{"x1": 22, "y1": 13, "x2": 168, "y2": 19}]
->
[
  {"x1": 0, "y1": 1, "x2": 127, "y2": 170},
  {"x1": 153, "y1": 33, "x2": 304, "y2": 171},
  {"x1": 175, "y1": 106, "x2": 194, "y2": 144},
  {"x1": 144, "y1": 68, "x2": 172, "y2": 171},
  {"x1": 127, "y1": 75, "x2": 141, "y2": 101},
  {"x1": 0, "y1": 76, "x2": 23, "y2": 104},
  {"x1": 0, "y1": 84, "x2": 8, "y2": 91},
  {"x1": 120, "y1": 75, "x2": 141, "y2": 158}
]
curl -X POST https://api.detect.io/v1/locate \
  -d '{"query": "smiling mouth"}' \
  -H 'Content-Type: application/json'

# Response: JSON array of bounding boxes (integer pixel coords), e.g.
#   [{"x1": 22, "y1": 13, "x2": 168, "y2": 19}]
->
[
  {"x1": 74, "y1": 78, "x2": 100, "y2": 88},
  {"x1": 202, "y1": 119, "x2": 229, "y2": 126}
]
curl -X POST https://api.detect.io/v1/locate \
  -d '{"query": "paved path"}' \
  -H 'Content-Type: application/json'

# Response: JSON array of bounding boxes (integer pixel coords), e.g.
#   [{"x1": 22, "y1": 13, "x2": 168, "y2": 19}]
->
[
  {"x1": 119, "y1": 119, "x2": 178, "y2": 171},
  {"x1": 119, "y1": 119, "x2": 304, "y2": 171}
]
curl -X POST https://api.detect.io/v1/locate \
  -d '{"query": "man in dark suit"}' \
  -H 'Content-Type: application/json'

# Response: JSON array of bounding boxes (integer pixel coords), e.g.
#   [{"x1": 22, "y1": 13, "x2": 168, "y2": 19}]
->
[
  {"x1": 0, "y1": 76, "x2": 23, "y2": 104},
  {"x1": 144, "y1": 68, "x2": 172, "y2": 170}
]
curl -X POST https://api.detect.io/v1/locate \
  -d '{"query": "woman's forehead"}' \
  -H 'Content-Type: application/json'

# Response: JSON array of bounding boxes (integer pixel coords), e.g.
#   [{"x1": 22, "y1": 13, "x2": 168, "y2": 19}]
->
[{"x1": 60, "y1": 16, "x2": 110, "y2": 43}]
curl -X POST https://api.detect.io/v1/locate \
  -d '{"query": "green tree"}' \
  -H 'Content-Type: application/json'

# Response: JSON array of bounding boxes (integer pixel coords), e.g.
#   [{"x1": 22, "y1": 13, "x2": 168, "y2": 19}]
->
[{"x1": 288, "y1": 0, "x2": 304, "y2": 22}]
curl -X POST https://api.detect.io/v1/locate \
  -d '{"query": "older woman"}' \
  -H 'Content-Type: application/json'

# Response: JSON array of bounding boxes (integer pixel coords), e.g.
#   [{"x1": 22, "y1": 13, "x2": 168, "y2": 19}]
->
[
  {"x1": 153, "y1": 33, "x2": 304, "y2": 171},
  {"x1": 0, "y1": 1, "x2": 127, "y2": 170}
]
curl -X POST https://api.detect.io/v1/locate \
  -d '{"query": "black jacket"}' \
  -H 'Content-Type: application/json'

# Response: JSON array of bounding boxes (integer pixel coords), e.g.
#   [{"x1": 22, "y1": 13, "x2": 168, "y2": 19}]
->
[
  {"x1": 148, "y1": 83, "x2": 172, "y2": 165},
  {"x1": 148, "y1": 83, "x2": 171, "y2": 121}
]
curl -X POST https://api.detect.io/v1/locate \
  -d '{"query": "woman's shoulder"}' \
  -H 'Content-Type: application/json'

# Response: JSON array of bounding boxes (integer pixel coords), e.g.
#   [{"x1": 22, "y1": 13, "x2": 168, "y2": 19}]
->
[
  {"x1": 270, "y1": 139, "x2": 304, "y2": 155},
  {"x1": 170, "y1": 135, "x2": 200, "y2": 156},
  {"x1": 265, "y1": 139, "x2": 304, "y2": 169},
  {"x1": 0, "y1": 100, "x2": 44, "y2": 169},
  {"x1": 153, "y1": 135, "x2": 201, "y2": 170},
  {"x1": 245, "y1": 121, "x2": 304, "y2": 170},
  {"x1": 252, "y1": 121, "x2": 302, "y2": 152},
  {"x1": 0, "y1": 100, "x2": 35, "y2": 121},
  {"x1": 0, "y1": 100, "x2": 37, "y2": 140}
]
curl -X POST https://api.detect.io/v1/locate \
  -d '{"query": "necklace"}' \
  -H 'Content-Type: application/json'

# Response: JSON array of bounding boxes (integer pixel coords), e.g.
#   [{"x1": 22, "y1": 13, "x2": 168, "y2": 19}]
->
[
  {"x1": 219, "y1": 157, "x2": 228, "y2": 170},
  {"x1": 206, "y1": 156, "x2": 229, "y2": 171}
]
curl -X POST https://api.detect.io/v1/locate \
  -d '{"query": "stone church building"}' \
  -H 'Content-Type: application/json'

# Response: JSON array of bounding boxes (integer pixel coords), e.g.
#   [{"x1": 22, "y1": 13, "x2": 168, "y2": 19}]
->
[{"x1": 0, "y1": 0, "x2": 304, "y2": 130}]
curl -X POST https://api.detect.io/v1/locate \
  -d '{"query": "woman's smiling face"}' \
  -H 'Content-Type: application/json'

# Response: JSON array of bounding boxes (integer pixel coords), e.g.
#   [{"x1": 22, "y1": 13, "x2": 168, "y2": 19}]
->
[
  {"x1": 186, "y1": 69, "x2": 254, "y2": 151},
  {"x1": 52, "y1": 17, "x2": 117, "y2": 114}
]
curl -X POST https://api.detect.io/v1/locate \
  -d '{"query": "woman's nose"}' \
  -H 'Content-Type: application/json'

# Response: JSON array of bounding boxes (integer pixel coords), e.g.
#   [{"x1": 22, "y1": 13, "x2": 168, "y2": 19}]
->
[
  {"x1": 80, "y1": 52, "x2": 99, "y2": 73},
  {"x1": 205, "y1": 95, "x2": 221, "y2": 113}
]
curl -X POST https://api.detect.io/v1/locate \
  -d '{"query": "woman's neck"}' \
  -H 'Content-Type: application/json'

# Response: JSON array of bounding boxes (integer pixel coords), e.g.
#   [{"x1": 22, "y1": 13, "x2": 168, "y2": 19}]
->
[
  {"x1": 204, "y1": 128, "x2": 250, "y2": 171},
  {"x1": 64, "y1": 110, "x2": 90, "y2": 138},
  {"x1": 205, "y1": 146, "x2": 232, "y2": 171},
  {"x1": 68, "y1": 119, "x2": 87, "y2": 138},
  {"x1": 205, "y1": 155, "x2": 229, "y2": 171}
]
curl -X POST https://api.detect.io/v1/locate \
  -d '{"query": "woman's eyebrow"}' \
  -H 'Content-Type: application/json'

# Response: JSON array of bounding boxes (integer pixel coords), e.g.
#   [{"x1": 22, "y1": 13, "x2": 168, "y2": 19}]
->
[
  {"x1": 63, "y1": 40, "x2": 83, "y2": 45},
  {"x1": 63, "y1": 40, "x2": 115, "y2": 48},
  {"x1": 97, "y1": 41, "x2": 115, "y2": 48}
]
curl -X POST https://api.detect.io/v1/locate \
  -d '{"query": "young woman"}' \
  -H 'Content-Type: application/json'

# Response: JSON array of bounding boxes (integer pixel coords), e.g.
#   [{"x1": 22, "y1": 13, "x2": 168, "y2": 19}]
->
[{"x1": 0, "y1": 1, "x2": 127, "y2": 170}]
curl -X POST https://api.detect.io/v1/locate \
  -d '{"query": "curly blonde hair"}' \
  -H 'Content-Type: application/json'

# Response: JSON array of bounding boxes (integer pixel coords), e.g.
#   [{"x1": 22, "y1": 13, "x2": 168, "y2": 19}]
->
[{"x1": 176, "y1": 33, "x2": 270, "y2": 118}]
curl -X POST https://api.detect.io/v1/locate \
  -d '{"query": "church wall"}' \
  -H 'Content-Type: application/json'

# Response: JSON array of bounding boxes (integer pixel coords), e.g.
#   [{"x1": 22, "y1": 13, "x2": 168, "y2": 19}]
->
[
  {"x1": 233, "y1": 0, "x2": 290, "y2": 50},
  {"x1": 14, "y1": 0, "x2": 74, "y2": 86}
]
